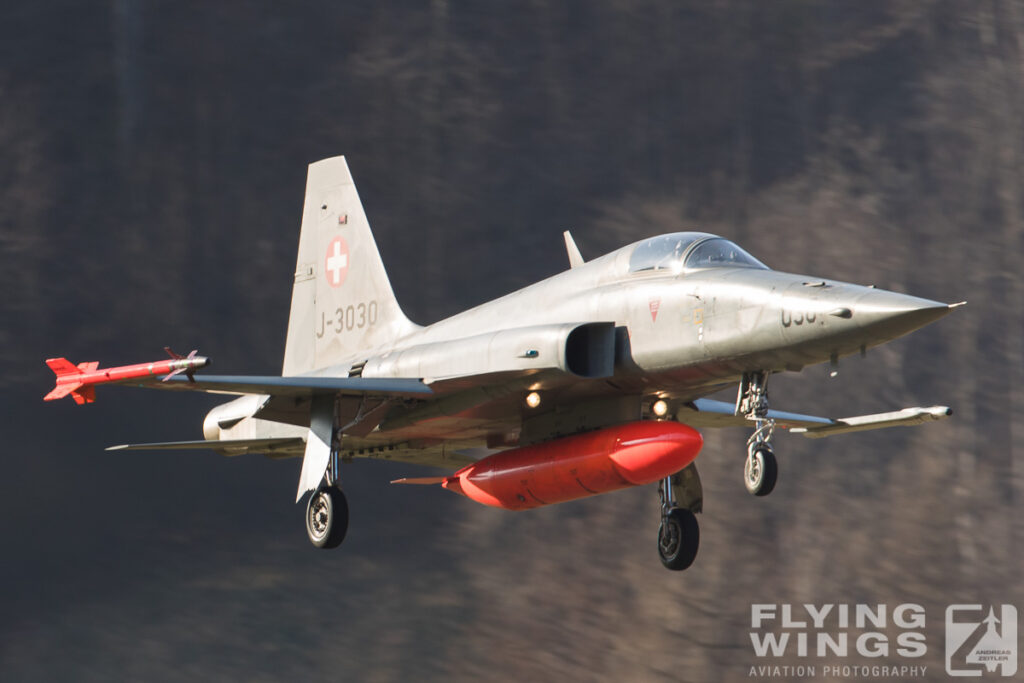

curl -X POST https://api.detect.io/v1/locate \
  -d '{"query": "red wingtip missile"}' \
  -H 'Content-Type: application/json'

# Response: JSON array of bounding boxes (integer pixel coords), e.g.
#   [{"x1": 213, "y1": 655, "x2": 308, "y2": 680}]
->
[{"x1": 44, "y1": 348, "x2": 209, "y2": 404}]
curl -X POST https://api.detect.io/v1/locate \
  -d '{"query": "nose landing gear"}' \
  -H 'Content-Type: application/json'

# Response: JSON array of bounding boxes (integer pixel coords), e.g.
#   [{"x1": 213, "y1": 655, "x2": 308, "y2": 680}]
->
[{"x1": 737, "y1": 371, "x2": 778, "y2": 496}]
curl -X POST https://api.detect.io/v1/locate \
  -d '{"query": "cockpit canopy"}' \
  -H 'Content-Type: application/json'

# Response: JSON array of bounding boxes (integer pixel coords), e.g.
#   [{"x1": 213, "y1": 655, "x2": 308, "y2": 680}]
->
[{"x1": 627, "y1": 232, "x2": 768, "y2": 274}]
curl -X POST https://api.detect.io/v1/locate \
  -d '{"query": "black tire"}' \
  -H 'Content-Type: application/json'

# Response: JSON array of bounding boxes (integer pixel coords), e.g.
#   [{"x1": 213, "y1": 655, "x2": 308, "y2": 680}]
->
[
  {"x1": 744, "y1": 447, "x2": 778, "y2": 497},
  {"x1": 657, "y1": 508, "x2": 700, "y2": 571},
  {"x1": 305, "y1": 487, "x2": 349, "y2": 549}
]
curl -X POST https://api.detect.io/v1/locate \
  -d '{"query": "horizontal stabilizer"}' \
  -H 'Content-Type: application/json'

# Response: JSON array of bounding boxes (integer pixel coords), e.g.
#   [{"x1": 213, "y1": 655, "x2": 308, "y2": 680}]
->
[
  {"x1": 390, "y1": 476, "x2": 447, "y2": 485},
  {"x1": 107, "y1": 437, "x2": 305, "y2": 455}
]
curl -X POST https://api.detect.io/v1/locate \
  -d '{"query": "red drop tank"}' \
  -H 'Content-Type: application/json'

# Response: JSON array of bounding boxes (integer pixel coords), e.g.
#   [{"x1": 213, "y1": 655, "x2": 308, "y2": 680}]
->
[{"x1": 441, "y1": 420, "x2": 702, "y2": 510}]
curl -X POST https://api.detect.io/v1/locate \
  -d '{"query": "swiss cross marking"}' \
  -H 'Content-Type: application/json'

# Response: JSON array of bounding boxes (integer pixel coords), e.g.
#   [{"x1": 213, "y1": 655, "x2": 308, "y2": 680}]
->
[{"x1": 325, "y1": 237, "x2": 350, "y2": 288}]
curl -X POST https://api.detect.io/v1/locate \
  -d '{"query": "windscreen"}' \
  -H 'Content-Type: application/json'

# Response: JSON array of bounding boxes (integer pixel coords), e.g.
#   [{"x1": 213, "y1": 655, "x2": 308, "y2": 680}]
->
[
  {"x1": 684, "y1": 238, "x2": 768, "y2": 270},
  {"x1": 628, "y1": 233, "x2": 713, "y2": 273}
]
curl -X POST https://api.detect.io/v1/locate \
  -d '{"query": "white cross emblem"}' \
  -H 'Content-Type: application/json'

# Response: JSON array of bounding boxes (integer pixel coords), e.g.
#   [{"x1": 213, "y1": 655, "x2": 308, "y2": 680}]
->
[{"x1": 325, "y1": 238, "x2": 349, "y2": 287}]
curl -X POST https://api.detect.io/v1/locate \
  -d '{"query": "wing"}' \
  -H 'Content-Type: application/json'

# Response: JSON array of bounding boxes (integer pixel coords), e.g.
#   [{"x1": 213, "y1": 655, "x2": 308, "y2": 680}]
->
[
  {"x1": 676, "y1": 398, "x2": 952, "y2": 438},
  {"x1": 128, "y1": 374, "x2": 432, "y2": 398},
  {"x1": 103, "y1": 375, "x2": 447, "y2": 487}
]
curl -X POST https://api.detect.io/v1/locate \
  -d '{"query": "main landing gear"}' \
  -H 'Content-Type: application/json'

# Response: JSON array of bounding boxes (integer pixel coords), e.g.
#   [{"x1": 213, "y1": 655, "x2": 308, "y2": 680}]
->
[
  {"x1": 737, "y1": 371, "x2": 778, "y2": 496},
  {"x1": 656, "y1": 465, "x2": 702, "y2": 570},
  {"x1": 306, "y1": 486, "x2": 348, "y2": 548},
  {"x1": 305, "y1": 446, "x2": 349, "y2": 549}
]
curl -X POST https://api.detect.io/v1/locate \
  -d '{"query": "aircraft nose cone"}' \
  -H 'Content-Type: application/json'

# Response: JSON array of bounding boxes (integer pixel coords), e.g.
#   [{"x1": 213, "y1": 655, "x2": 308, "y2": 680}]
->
[{"x1": 853, "y1": 289, "x2": 957, "y2": 340}]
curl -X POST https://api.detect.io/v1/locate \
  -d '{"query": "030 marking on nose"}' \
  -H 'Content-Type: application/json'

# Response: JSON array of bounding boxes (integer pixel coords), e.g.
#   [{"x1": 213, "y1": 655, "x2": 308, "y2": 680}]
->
[{"x1": 781, "y1": 309, "x2": 818, "y2": 327}]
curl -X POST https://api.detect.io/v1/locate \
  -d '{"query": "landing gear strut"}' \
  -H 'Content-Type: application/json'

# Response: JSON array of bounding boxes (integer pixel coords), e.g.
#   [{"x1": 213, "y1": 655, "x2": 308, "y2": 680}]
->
[
  {"x1": 305, "y1": 444, "x2": 349, "y2": 549},
  {"x1": 656, "y1": 471, "x2": 700, "y2": 570},
  {"x1": 737, "y1": 371, "x2": 778, "y2": 496}
]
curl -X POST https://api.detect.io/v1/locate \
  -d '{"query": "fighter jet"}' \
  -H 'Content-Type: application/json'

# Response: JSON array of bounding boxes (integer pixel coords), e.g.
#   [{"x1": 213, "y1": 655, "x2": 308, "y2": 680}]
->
[{"x1": 47, "y1": 156, "x2": 960, "y2": 570}]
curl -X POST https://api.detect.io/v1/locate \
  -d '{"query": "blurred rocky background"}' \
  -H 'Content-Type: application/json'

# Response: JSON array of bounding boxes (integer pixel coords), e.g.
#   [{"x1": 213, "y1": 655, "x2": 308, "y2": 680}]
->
[{"x1": 1, "y1": 2, "x2": 1021, "y2": 681}]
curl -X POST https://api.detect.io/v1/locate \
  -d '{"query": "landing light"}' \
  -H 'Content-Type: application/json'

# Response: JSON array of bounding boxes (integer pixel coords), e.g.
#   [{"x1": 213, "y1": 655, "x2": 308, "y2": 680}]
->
[
  {"x1": 525, "y1": 391, "x2": 541, "y2": 409},
  {"x1": 652, "y1": 399, "x2": 669, "y2": 417}
]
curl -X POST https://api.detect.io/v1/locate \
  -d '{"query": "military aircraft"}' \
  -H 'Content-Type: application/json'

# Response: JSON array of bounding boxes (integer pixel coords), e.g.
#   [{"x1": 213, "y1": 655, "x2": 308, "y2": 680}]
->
[{"x1": 46, "y1": 156, "x2": 960, "y2": 570}]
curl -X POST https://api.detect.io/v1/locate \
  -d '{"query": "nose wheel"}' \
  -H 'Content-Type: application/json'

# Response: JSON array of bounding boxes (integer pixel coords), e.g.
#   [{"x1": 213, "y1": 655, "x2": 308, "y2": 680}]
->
[{"x1": 744, "y1": 445, "x2": 777, "y2": 496}]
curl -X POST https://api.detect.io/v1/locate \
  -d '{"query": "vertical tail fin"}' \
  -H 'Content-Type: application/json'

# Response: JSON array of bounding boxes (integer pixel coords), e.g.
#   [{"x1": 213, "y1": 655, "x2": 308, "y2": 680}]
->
[{"x1": 282, "y1": 157, "x2": 419, "y2": 375}]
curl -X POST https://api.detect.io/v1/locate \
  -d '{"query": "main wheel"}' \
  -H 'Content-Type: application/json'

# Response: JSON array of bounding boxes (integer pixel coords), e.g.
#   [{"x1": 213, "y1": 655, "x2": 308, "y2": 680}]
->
[
  {"x1": 744, "y1": 447, "x2": 778, "y2": 496},
  {"x1": 657, "y1": 508, "x2": 699, "y2": 571},
  {"x1": 305, "y1": 486, "x2": 349, "y2": 549}
]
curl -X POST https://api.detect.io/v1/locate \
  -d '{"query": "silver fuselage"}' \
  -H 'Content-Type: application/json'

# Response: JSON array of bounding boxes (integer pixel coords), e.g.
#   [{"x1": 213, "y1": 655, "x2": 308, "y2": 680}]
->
[
  {"x1": 328, "y1": 238, "x2": 950, "y2": 446},
  {"x1": 212, "y1": 231, "x2": 951, "y2": 453},
  {"x1": 370, "y1": 243, "x2": 945, "y2": 389}
]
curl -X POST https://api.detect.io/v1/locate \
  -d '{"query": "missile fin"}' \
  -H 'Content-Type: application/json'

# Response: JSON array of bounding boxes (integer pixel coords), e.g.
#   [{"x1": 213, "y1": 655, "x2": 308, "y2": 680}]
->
[
  {"x1": 44, "y1": 383, "x2": 78, "y2": 401},
  {"x1": 70, "y1": 386, "x2": 95, "y2": 405},
  {"x1": 46, "y1": 357, "x2": 82, "y2": 377}
]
